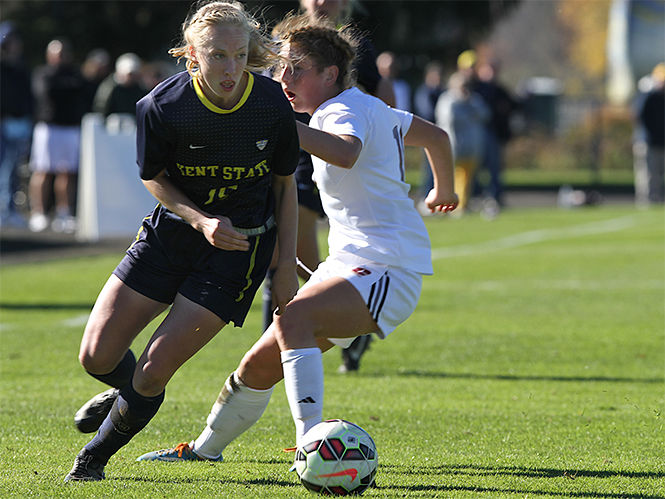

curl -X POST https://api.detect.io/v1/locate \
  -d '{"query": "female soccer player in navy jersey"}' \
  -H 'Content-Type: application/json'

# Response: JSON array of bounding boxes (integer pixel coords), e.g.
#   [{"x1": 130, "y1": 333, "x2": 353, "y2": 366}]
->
[
  {"x1": 64, "y1": 1, "x2": 299, "y2": 482},
  {"x1": 136, "y1": 14, "x2": 457, "y2": 464}
]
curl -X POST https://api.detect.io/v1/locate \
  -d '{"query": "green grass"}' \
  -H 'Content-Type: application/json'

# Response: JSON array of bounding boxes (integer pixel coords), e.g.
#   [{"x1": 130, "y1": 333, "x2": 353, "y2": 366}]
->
[{"x1": 1, "y1": 205, "x2": 663, "y2": 498}]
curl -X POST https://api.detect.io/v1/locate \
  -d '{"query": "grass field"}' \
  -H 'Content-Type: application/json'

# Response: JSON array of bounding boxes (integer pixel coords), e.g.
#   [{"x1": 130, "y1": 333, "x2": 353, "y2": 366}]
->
[{"x1": 1, "y1": 204, "x2": 663, "y2": 498}]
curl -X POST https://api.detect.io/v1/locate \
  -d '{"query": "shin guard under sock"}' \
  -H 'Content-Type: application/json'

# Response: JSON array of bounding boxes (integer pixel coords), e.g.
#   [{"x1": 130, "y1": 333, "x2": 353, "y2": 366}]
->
[
  {"x1": 193, "y1": 372, "x2": 273, "y2": 459},
  {"x1": 281, "y1": 348, "x2": 323, "y2": 446}
]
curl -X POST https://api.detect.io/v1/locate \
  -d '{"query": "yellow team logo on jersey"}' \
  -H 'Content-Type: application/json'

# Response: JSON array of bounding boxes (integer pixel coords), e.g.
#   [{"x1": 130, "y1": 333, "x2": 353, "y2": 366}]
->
[{"x1": 256, "y1": 139, "x2": 268, "y2": 151}]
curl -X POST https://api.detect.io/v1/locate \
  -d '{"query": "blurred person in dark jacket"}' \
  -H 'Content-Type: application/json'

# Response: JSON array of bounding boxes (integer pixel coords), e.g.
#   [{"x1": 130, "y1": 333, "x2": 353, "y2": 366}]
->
[
  {"x1": 0, "y1": 22, "x2": 33, "y2": 228},
  {"x1": 28, "y1": 38, "x2": 86, "y2": 233},
  {"x1": 635, "y1": 63, "x2": 665, "y2": 205},
  {"x1": 81, "y1": 48, "x2": 112, "y2": 113},
  {"x1": 471, "y1": 58, "x2": 517, "y2": 215},
  {"x1": 93, "y1": 53, "x2": 147, "y2": 118}
]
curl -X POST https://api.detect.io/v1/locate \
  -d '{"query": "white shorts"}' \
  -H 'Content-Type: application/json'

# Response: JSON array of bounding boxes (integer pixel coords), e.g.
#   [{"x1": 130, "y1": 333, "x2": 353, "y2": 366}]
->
[
  {"x1": 30, "y1": 122, "x2": 80, "y2": 173},
  {"x1": 299, "y1": 251, "x2": 423, "y2": 348}
]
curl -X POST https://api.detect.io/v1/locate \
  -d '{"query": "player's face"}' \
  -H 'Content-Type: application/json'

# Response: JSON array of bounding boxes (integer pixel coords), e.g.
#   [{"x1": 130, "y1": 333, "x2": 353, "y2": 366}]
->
[
  {"x1": 278, "y1": 45, "x2": 334, "y2": 115},
  {"x1": 190, "y1": 24, "x2": 249, "y2": 109}
]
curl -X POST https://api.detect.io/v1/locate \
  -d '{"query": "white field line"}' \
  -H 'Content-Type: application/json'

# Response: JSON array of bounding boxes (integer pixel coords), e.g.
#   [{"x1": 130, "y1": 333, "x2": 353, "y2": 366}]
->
[
  {"x1": 61, "y1": 314, "x2": 91, "y2": 327},
  {"x1": 431, "y1": 215, "x2": 638, "y2": 260},
  {"x1": 0, "y1": 313, "x2": 90, "y2": 334}
]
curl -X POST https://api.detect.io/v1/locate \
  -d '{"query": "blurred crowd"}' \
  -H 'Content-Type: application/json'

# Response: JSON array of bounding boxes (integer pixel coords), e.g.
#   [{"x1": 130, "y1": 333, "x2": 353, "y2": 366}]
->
[
  {"x1": 0, "y1": 21, "x2": 172, "y2": 234},
  {"x1": 1, "y1": 17, "x2": 663, "y2": 236}
]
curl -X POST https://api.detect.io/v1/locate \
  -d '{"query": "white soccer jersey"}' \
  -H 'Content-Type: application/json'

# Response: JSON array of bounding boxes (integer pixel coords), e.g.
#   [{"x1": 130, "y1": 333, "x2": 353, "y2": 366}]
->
[{"x1": 309, "y1": 87, "x2": 433, "y2": 275}]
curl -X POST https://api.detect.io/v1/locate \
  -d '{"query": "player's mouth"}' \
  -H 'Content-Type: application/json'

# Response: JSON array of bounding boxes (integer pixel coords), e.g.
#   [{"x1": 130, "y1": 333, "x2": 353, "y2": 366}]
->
[
  {"x1": 283, "y1": 88, "x2": 296, "y2": 102},
  {"x1": 220, "y1": 80, "x2": 236, "y2": 92}
]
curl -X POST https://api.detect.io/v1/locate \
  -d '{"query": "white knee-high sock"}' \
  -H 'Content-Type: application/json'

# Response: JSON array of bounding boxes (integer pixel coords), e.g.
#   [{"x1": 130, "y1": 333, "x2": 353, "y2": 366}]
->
[
  {"x1": 280, "y1": 347, "x2": 323, "y2": 447},
  {"x1": 192, "y1": 372, "x2": 273, "y2": 460}
]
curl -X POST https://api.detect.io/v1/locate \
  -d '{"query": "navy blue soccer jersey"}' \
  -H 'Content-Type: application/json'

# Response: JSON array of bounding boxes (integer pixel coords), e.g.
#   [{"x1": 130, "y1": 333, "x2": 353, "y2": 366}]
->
[{"x1": 136, "y1": 70, "x2": 299, "y2": 228}]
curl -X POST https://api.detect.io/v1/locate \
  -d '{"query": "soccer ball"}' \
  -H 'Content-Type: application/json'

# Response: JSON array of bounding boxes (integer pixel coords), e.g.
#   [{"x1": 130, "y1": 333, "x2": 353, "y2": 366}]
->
[{"x1": 294, "y1": 419, "x2": 378, "y2": 495}]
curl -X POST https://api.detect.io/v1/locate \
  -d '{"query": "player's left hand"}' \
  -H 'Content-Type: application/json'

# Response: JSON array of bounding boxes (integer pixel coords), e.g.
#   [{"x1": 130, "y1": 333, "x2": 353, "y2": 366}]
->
[
  {"x1": 271, "y1": 262, "x2": 300, "y2": 316},
  {"x1": 424, "y1": 190, "x2": 459, "y2": 214}
]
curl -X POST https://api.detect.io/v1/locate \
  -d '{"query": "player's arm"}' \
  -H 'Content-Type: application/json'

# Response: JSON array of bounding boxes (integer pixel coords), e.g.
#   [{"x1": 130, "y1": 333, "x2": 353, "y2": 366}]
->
[
  {"x1": 404, "y1": 115, "x2": 458, "y2": 213},
  {"x1": 270, "y1": 172, "x2": 299, "y2": 314},
  {"x1": 142, "y1": 171, "x2": 250, "y2": 251},
  {"x1": 295, "y1": 121, "x2": 361, "y2": 169}
]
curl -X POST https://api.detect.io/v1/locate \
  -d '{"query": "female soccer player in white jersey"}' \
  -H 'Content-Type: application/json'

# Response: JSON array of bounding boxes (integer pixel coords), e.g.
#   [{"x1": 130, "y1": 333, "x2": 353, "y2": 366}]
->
[
  {"x1": 64, "y1": 1, "x2": 299, "y2": 482},
  {"x1": 137, "y1": 13, "x2": 457, "y2": 463}
]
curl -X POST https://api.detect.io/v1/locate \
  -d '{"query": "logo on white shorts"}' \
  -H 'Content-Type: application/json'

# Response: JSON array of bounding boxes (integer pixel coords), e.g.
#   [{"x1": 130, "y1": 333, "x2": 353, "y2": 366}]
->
[{"x1": 352, "y1": 267, "x2": 371, "y2": 276}]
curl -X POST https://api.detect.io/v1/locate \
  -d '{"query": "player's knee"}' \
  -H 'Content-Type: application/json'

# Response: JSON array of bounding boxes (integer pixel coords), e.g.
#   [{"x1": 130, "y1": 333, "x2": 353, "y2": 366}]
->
[
  {"x1": 79, "y1": 346, "x2": 117, "y2": 374},
  {"x1": 272, "y1": 306, "x2": 316, "y2": 348},
  {"x1": 132, "y1": 361, "x2": 169, "y2": 397},
  {"x1": 238, "y1": 349, "x2": 282, "y2": 388}
]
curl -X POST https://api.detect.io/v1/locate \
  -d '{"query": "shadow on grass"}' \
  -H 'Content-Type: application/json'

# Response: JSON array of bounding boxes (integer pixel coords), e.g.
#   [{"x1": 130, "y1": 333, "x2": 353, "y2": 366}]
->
[
  {"x1": 390, "y1": 370, "x2": 665, "y2": 384},
  {"x1": 108, "y1": 475, "x2": 298, "y2": 489},
  {"x1": 0, "y1": 302, "x2": 94, "y2": 310},
  {"x1": 379, "y1": 463, "x2": 665, "y2": 498}
]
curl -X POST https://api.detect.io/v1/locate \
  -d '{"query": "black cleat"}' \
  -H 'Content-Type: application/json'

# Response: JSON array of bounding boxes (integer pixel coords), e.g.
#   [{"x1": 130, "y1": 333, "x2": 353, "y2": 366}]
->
[
  {"x1": 64, "y1": 449, "x2": 106, "y2": 482},
  {"x1": 74, "y1": 388, "x2": 119, "y2": 433},
  {"x1": 339, "y1": 335, "x2": 373, "y2": 373}
]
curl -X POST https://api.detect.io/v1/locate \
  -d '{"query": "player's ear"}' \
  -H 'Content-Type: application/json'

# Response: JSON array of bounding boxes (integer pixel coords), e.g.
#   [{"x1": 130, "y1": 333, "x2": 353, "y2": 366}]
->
[
  {"x1": 323, "y1": 65, "x2": 339, "y2": 86},
  {"x1": 188, "y1": 45, "x2": 199, "y2": 64}
]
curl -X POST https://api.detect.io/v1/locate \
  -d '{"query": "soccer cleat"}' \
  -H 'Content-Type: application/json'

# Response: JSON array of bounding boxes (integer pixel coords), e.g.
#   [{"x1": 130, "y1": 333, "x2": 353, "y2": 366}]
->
[
  {"x1": 136, "y1": 442, "x2": 223, "y2": 462},
  {"x1": 338, "y1": 335, "x2": 373, "y2": 373},
  {"x1": 74, "y1": 388, "x2": 119, "y2": 433},
  {"x1": 64, "y1": 449, "x2": 106, "y2": 482},
  {"x1": 283, "y1": 446, "x2": 297, "y2": 472}
]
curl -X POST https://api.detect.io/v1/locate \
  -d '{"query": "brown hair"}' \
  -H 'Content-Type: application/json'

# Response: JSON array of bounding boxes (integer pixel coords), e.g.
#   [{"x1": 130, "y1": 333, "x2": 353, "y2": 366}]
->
[
  {"x1": 274, "y1": 13, "x2": 357, "y2": 89},
  {"x1": 169, "y1": 1, "x2": 278, "y2": 76}
]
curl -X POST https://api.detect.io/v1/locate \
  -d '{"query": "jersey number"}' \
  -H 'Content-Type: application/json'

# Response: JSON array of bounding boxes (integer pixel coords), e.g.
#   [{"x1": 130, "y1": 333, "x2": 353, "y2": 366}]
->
[
  {"x1": 392, "y1": 125, "x2": 405, "y2": 182},
  {"x1": 205, "y1": 185, "x2": 238, "y2": 205}
]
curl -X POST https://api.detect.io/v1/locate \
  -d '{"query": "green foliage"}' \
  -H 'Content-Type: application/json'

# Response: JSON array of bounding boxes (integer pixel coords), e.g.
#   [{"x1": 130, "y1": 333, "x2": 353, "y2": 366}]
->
[
  {"x1": 504, "y1": 107, "x2": 634, "y2": 175},
  {"x1": 0, "y1": 205, "x2": 663, "y2": 498}
]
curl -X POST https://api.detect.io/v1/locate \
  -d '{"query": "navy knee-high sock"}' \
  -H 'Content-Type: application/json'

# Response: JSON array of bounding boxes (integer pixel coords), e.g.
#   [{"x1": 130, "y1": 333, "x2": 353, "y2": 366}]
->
[
  {"x1": 87, "y1": 350, "x2": 136, "y2": 389},
  {"x1": 84, "y1": 383, "x2": 164, "y2": 464}
]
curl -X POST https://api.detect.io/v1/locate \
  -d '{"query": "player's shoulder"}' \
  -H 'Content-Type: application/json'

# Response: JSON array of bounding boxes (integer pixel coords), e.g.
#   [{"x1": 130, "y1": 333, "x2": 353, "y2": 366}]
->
[
  {"x1": 251, "y1": 72, "x2": 292, "y2": 111},
  {"x1": 138, "y1": 71, "x2": 191, "y2": 110}
]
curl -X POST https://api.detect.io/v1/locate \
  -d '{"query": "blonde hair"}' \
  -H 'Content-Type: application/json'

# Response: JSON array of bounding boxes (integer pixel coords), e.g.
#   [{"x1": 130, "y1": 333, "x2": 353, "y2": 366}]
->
[
  {"x1": 169, "y1": 1, "x2": 278, "y2": 76},
  {"x1": 274, "y1": 13, "x2": 357, "y2": 89}
]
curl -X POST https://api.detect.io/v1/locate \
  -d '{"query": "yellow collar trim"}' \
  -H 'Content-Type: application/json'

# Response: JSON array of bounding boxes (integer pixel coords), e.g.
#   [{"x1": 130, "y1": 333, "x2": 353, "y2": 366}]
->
[{"x1": 193, "y1": 71, "x2": 254, "y2": 114}]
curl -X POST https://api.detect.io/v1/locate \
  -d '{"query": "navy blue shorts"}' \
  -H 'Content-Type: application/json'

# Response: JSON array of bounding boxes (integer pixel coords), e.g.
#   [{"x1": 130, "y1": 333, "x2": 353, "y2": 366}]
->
[{"x1": 113, "y1": 214, "x2": 276, "y2": 327}]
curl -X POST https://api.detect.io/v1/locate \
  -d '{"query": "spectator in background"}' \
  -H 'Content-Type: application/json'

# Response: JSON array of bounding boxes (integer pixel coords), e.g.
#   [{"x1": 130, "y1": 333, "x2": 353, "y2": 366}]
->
[
  {"x1": 634, "y1": 62, "x2": 665, "y2": 205},
  {"x1": 472, "y1": 57, "x2": 517, "y2": 215},
  {"x1": 0, "y1": 22, "x2": 33, "y2": 228},
  {"x1": 93, "y1": 53, "x2": 147, "y2": 118},
  {"x1": 81, "y1": 49, "x2": 112, "y2": 113},
  {"x1": 28, "y1": 38, "x2": 86, "y2": 233},
  {"x1": 435, "y1": 71, "x2": 489, "y2": 214},
  {"x1": 377, "y1": 50, "x2": 411, "y2": 111},
  {"x1": 414, "y1": 61, "x2": 444, "y2": 213},
  {"x1": 141, "y1": 60, "x2": 173, "y2": 91}
]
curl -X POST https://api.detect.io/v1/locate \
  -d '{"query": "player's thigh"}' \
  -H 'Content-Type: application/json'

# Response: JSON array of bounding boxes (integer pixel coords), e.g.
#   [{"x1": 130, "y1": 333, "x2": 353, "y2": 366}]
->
[
  {"x1": 133, "y1": 293, "x2": 226, "y2": 395},
  {"x1": 80, "y1": 274, "x2": 168, "y2": 372},
  {"x1": 276, "y1": 277, "x2": 377, "y2": 348}
]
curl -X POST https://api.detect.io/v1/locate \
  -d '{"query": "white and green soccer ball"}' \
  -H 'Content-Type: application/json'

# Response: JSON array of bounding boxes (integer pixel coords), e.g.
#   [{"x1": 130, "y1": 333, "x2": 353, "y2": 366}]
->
[{"x1": 294, "y1": 419, "x2": 378, "y2": 495}]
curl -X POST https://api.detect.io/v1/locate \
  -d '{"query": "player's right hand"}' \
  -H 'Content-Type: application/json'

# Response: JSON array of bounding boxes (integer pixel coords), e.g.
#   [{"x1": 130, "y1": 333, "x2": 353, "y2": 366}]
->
[{"x1": 201, "y1": 216, "x2": 250, "y2": 251}]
